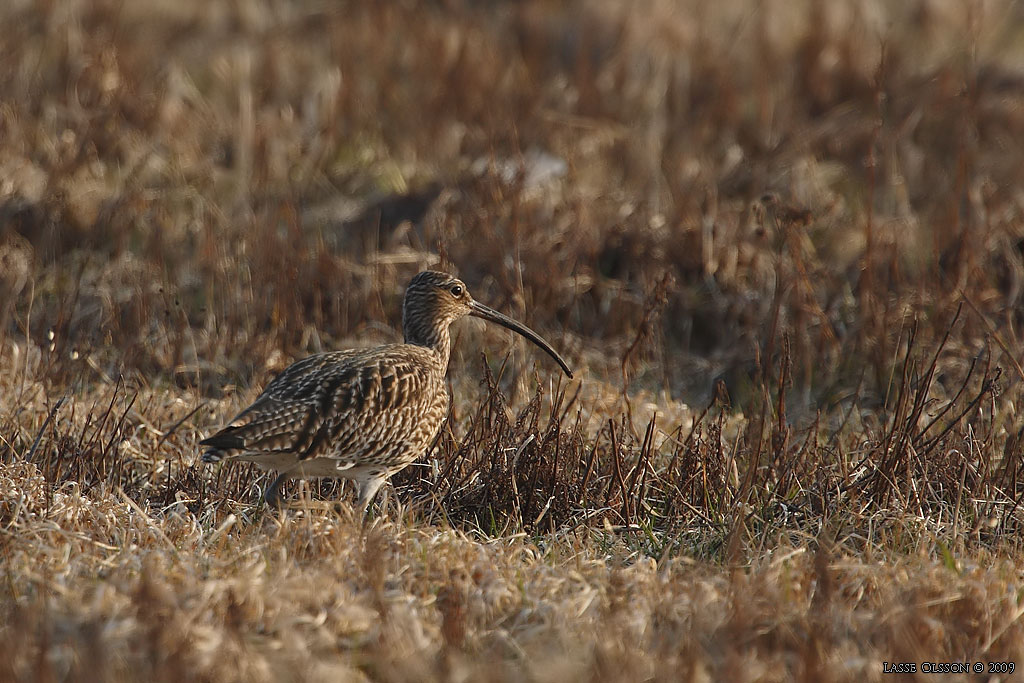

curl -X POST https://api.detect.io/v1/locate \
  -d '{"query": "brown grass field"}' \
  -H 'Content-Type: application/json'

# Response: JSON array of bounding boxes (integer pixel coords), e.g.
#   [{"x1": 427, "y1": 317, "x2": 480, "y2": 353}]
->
[{"x1": 4, "y1": 0, "x2": 1024, "y2": 680}]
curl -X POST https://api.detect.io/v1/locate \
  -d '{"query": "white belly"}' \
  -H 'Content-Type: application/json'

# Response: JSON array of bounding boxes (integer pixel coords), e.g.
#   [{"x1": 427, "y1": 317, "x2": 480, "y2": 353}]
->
[{"x1": 232, "y1": 452, "x2": 381, "y2": 480}]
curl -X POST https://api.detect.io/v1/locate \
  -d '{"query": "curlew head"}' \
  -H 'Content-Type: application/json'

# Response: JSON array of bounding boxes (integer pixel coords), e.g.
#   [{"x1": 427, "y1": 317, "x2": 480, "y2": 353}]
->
[{"x1": 403, "y1": 270, "x2": 573, "y2": 378}]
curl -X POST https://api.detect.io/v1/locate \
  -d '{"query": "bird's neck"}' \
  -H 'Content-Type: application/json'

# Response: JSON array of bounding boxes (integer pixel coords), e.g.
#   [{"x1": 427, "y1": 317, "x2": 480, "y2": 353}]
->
[{"x1": 404, "y1": 322, "x2": 451, "y2": 374}]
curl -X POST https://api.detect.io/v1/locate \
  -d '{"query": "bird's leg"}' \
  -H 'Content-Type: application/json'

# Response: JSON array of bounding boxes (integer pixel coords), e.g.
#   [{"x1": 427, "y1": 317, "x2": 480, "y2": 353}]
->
[
  {"x1": 263, "y1": 472, "x2": 290, "y2": 509},
  {"x1": 355, "y1": 475, "x2": 388, "y2": 519}
]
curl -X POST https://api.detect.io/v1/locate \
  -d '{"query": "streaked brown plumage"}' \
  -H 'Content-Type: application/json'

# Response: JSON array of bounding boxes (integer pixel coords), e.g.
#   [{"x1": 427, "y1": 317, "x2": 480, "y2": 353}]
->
[{"x1": 200, "y1": 270, "x2": 573, "y2": 513}]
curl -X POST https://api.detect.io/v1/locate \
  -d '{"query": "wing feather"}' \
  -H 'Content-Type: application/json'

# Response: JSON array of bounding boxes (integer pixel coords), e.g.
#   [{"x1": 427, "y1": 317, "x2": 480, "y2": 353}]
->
[{"x1": 200, "y1": 347, "x2": 435, "y2": 464}]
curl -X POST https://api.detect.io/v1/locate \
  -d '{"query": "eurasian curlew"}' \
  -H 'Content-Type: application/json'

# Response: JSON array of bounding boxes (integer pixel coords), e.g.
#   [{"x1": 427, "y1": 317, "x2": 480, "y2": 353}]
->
[{"x1": 200, "y1": 270, "x2": 573, "y2": 513}]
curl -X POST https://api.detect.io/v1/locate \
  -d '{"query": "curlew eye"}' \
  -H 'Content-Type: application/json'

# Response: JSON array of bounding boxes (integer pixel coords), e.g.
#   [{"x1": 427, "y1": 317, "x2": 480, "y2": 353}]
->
[{"x1": 449, "y1": 284, "x2": 464, "y2": 297}]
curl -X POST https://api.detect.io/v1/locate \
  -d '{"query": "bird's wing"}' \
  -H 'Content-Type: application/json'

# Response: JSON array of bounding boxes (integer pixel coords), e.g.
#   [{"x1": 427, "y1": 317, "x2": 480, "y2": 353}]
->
[{"x1": 200, "y1": 348, "x2": 434, "y2": 462}]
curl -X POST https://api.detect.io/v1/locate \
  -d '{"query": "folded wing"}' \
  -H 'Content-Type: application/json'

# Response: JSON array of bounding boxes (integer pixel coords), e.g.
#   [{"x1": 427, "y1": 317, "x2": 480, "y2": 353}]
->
[{"x1": 200, "y1": 348, "x2": 434, "y2": 465}]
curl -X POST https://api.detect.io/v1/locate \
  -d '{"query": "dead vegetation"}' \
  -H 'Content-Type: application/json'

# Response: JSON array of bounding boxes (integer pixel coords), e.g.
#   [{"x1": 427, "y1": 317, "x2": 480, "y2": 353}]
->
[{"x1": 4, "y1": 0, "x2": 1024, "y2": 680}]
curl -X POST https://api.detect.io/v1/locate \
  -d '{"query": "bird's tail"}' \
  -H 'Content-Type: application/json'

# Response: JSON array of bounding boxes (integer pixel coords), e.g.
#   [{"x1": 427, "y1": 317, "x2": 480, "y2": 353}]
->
[
  {"x1": 199, "y1": 432, "x2": 245, "y2": 464},
  {"x1": 201, "y1": 448, "x2": 226, "y2": 463}
]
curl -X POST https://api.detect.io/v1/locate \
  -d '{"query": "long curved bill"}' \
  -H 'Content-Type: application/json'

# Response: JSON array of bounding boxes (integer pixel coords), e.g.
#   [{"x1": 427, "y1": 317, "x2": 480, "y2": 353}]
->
[{"x1": 469, "y1": 300, "x2": 574, "y2": 378}]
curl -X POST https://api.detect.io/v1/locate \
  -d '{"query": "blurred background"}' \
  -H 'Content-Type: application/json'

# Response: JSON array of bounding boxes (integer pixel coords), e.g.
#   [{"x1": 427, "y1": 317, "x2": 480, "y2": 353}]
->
[{"x1": 4, "y1": 0, "x2": 1022, "y2": 410}]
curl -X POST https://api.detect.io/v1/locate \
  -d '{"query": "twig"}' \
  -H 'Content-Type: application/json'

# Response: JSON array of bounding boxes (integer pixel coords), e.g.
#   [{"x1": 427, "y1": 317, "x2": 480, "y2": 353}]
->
[{"x1": 25, "y1": 395, "x2": 67, "y2": 463}]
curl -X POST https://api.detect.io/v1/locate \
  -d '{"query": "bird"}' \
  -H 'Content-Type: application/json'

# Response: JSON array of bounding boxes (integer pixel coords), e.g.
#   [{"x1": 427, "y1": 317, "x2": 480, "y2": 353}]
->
[{"x1": 200, "y1": 270, "x2": 573, "y2": 514}]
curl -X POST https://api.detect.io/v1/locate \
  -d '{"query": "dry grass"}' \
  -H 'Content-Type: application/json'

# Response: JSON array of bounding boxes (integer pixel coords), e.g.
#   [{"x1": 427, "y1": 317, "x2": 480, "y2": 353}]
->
[{"x1": 4, "y1": 0, "x2": 1024, "y2": 680}]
